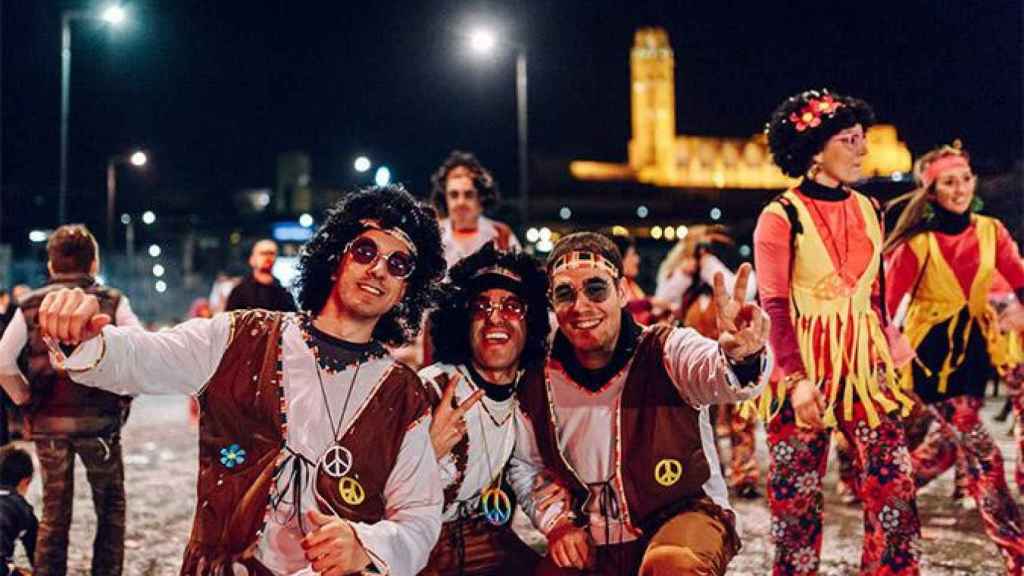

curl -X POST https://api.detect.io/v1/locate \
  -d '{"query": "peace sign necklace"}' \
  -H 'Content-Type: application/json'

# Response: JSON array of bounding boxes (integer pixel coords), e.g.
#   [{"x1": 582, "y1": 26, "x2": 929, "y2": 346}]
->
[
  {"x1": 476, "y1": 399, "x2": 514, "y2": 526},
  {"x1": 315, "y1": 357, "x2": 361, "y2": 479}
]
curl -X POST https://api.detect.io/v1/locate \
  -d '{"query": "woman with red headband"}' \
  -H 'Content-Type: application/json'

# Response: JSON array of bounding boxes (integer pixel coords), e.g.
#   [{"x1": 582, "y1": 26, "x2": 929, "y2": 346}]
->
[
  {"x1": 885, "y1": 142, "x2": 1024, "y2": 575},
  {"x1": 755, "y1": 89, "x2": 920, "y2": 575}
]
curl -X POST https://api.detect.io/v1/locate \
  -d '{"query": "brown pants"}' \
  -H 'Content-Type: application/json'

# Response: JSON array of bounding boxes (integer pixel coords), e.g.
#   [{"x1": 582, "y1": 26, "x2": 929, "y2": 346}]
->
[
  {"x1": 420, "y1": 516, "x2": 540, "y2": 576},
  {"x1": 34, "y1": 435, "x2": 125, "y2": 576},
  {"x1": 534, "y1": 509, "x2": 734, "y2": 576}
]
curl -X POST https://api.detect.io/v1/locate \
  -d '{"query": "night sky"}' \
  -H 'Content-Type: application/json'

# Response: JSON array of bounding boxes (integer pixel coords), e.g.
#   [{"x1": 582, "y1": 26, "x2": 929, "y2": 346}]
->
[{"x1": 2, "y1": 0, "x2": 1021, "y2": 237}]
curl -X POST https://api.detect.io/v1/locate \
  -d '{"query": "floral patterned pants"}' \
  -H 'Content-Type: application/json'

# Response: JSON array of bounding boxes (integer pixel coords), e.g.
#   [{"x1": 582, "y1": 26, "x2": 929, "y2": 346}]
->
[
  {"x1": 767, "y1": 401, "x2": 920, "y2": 576},
  {"x1": 911, "y1": 395, "x2": 1024, "y2": 575},
  {"x1": 1004, "y1": 364, "x2": 1024, "y2": 494},
  {"x1": 717, "y1": 403, "x2": 760, "y2": 491}
]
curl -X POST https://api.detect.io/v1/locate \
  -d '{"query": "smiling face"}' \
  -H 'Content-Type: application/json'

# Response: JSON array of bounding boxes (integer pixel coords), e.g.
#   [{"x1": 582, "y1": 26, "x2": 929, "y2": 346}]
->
[
  {"x1": 550, "y1": 267, "x2": 625, "y2": 360},
  {"x1": 444, "y1": 166, "x2": 483, "y2": 231},
  {"x1": 814, "y1": 124, "x2": 867, "y2": 185},
  {"x1": 931, "y1": 164, "x2": 976, "y2": 214},
  {"x1": 333, "y1": 230, "x2": 410, "y2": 321},
  {"x1": 468, "y1": 288, "x2": 527, "y2": 374}
]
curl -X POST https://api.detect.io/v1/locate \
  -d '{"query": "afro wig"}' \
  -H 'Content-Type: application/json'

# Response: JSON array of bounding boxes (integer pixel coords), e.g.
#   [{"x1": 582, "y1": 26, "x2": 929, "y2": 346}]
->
[
  {"x1": 428, "y1": 242, "x2": 550, "y2": 373},
  {"x1": 430, "y1": 150, "x2": 500, "y2": 216},
  {"x1": 295, "y1": 184, "x2": 445, "y2": 346},
  {"x1": 766, "y1": 89, "x2": 875, "y2": 178}
]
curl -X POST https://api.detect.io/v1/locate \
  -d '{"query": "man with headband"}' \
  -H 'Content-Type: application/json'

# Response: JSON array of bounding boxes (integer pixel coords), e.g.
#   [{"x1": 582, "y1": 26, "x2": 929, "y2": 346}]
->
[
  {"x1": 33, "y1": 185, "x2": 448, "y2": 575},
  {"x1": 509, "y1": 232, "x2": 772, "y2": 575},
  {"x1": 418, "y1": 242, "x2": 555, "y2": 575}
]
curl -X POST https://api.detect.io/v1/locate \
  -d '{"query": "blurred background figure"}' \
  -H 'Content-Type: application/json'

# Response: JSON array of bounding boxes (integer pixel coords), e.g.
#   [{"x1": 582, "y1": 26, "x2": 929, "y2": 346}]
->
[
  {"x1": 655, "y1": 225, "x2": 756, "y2": 320},
  {"x1": 224, "y1": 239, "x2": 296, "y2": 312},
  {"x1": 431, "y1": 150, "x2": 520, "y2": 268},
  {"x1": 609, "y1": 234, "x2": 675, "y2": 325},
  {"x1": 207, "y1": 273, "x2": 240, "y2": 315}
]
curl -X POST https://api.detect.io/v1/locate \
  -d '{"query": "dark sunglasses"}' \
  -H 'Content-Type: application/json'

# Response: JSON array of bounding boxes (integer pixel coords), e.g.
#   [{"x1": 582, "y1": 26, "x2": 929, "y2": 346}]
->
[
  {"x1": 345, "y1": 236, "x2": 415, "y2": 279},
  {"x1": 550, "y1": 276, "x2": 613, "y2": 308},
  {"x1": 469, "y1": 295, "x2": 526, "y2": 321}
]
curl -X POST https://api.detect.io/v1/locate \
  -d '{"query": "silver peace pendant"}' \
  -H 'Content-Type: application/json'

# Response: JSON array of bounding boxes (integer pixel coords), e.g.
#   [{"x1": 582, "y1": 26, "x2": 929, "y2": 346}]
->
[{"x1": 318, "y1": 445, "x2": 354, "y2": 479}]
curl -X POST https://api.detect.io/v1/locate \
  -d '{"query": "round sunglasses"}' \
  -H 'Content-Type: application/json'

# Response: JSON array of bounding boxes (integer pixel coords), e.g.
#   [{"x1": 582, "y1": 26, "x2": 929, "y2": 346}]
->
[
  {"x1": 345, "y1": 236, "x2": 416, "y2": 279},
  {"x1": 469, "y1": 295, "x2": 526, "y2": 321},
  {"x1": 550, "y1": 276, "x2": 613, "y2": 308}
]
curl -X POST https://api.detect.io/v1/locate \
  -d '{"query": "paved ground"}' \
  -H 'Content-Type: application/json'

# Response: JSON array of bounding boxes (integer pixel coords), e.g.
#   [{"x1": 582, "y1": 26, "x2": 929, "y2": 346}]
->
[{"x1": 11, "y1": 394, "x2": 1018, "y2": 574}]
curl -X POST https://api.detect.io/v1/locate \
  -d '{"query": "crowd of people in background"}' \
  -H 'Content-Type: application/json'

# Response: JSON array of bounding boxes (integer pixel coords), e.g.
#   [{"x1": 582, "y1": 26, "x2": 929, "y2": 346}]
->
[{"x1": 0, "y1": 88, "x2": 1018, "y2": 576}]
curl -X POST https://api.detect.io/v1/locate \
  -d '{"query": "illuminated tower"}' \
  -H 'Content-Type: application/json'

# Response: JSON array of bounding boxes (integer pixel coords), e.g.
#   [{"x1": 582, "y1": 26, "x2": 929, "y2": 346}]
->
[{"x1": 628, "y1": 28, "x2": 676, "y2": 180}]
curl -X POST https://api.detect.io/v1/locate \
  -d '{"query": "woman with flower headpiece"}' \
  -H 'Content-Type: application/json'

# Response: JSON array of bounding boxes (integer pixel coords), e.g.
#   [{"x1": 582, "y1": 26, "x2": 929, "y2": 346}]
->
[
  {"x1": 884, "y1": 142, "x2": 1024, "y2": 574},
  {"x1": 754, "y1": 89, "x2": 920, "y2": 575}
]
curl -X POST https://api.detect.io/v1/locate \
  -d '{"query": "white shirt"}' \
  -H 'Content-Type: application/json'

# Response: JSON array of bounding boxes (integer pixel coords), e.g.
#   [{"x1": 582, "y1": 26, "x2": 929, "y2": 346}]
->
[
  {"x1": 0, "y1": 297, "x2": 140, "y2": 404},
  {"x1": 509, "y1": 326, "x2": 772, "y2": 545},
  {"x1": 654, "y1": 255, "x2": 757, "y2": 305},
  {"x1": 418, "y1": 363, "x2": 518, "y2": 523},
  {"x1": 439, "y1": 216, "x2": 521, "y2": 268},
  {"x1": 63, "y1": 313, "x2": 442, "y2": 576}
]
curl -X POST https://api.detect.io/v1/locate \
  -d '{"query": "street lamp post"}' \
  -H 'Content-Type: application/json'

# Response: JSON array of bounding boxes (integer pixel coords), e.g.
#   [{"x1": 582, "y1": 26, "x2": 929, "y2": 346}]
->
[
  {"x1": 59, "y1": 5, "x2": 127, "y2": 226},
  {"x1": 466, "y1": 29, "x2": 529, "y2": 226},
  {"x1": 106, "y1": 150, "x2": 147, "y2": 248}
]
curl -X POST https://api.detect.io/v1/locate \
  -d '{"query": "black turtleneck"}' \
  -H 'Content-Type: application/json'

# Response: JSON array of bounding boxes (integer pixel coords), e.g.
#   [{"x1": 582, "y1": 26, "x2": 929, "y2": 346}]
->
[
  {"x1": 551, "y1": 310, "x2": 642, "y2": 392},
  {"x1": 465, "y1": 364, "x2": 517, "y2": 401},
  {"x1": 928, "y1": 202, "x2": 972, "y2": 235},
  {"x1": 798, "y1": 178, "x2": 850, "y2": 202}
]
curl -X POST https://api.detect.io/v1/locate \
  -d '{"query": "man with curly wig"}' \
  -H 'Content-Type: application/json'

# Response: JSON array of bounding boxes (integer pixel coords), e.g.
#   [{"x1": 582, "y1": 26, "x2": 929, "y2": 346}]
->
[
  {"x1": 509, "y1": 232, "x2": 772, "y2": 575},
  {"x1": 417, "y1": 242, "x2": 552, "y2": 575},
  {"x1": 31, "y1": 185, "x2": 448, "y2": 575},
  {"x1": 431, "y1": 150, "x2": 520, "y2": 268}
]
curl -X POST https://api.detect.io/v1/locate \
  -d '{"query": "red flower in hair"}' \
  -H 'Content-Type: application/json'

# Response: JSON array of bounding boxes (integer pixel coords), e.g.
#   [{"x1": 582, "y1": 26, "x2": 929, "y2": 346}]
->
[{"x1": 788, "y1": 94, "x2": 842, "y2": 132}]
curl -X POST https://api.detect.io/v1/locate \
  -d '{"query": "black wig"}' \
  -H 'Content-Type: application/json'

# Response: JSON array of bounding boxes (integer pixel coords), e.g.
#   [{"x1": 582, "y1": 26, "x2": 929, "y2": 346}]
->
[
  {"x1": 428, "y1": 242, "x2": 550, "y2": 372},
  {"x1": 295, "y1": 184, "x2": 445, "y2": 346},
  {"x1": 766, "y1": 89, "x2": 875, "y2": 178},
  {"x1": 429, "y1": 150, "x2": 500, "y2": 216}
]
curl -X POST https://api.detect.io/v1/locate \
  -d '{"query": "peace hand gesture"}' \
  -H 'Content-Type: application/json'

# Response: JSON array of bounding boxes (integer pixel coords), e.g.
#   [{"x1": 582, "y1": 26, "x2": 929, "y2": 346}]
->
[
  {"x1": 713, "y1": 263, "x2": 769, "y2": 362},
  {"x1": 429, "y1": 373, "x2": 484, "y2": 459}
]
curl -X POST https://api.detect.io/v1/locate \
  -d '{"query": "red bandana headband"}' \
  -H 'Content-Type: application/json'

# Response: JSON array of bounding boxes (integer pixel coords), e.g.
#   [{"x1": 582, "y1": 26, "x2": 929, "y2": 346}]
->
[
  {"x1": 921, "y1": 155, "x2": 971, "y2": 189},
  {"x1": 359, "y1": 218, "x2": 417, "y2": 256},
  {"x1": 550, "y1": 251, "x2": 620, "y2": 278}
]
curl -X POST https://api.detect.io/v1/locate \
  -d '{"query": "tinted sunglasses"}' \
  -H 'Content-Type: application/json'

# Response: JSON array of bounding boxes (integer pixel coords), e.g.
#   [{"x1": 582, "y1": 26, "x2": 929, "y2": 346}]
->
[
  {"x1": 550, "y1": 276, "x2": 613, "y2": 308},
  {"x1": 345, "y1": 236, "x2": 415, "y2": 279},
  {"x1": 469, "y1": 295, "x2": 526, "y2": 321}
]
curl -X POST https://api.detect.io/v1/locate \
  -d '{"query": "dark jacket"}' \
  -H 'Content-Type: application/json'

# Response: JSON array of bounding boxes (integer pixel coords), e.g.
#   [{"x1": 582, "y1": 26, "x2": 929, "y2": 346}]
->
[
  {"x1": 224, "y1": 274, "x2": 296, "y2": 312},
  {"x1": 0, "y1": 486, "x2": 36, "y2": 575},
  {"x1": 18, "y1": 274, "x2": 131, "y2": 437}
]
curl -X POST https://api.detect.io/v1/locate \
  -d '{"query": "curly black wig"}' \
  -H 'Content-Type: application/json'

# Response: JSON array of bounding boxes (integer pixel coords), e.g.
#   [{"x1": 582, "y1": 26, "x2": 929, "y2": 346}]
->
[
  {"x1": 428, "y1": 242, "x2": 550, "y2": 372},
  {"x1": 295, "y1": 184, "x2": 445, "y2": 347},
  {"x1": 766, "y1": 89, "x2": 875, "y2": 177},
  {"x1": 429, "y1": 150, "x2": 500, "y2": 216}
]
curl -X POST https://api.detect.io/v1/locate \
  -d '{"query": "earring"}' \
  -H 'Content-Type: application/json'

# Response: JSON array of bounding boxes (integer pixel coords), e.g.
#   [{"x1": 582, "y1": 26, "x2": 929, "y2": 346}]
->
[{"x1": 970, "y1": 196, "x2": 984, "y2": 213}]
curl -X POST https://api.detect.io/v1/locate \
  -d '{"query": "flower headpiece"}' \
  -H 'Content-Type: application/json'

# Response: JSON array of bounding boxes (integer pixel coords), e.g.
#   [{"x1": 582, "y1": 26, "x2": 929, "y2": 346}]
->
[{"x1": 788, "y1": 94, "x2": 843, "y2": 132}]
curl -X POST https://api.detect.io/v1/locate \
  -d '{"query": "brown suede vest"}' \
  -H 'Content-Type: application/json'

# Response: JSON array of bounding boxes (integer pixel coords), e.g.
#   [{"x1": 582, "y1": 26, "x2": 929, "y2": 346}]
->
[
  {"x1": 180, "y1": 310, "x2": 430, "y2": 575},
  {"x1": 19, "y1": 275, "x2": 129, "y2": 436},
  {"x1": 518, "y1": 324, "x2": 711, "y2": 533}
]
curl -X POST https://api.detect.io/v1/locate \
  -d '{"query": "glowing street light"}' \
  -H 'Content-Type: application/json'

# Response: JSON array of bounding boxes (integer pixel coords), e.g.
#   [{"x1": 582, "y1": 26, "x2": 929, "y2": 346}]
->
[
  {"x1": 298, "y1": 213, "x2": 314, "y2": 228},
  {"x1": 468, "y1": 28, "x2": 497, "y2": 54},
  {"x1": 148, "y1": 244, "x2": 161, "y2": 258},
  {"x1": 60, "y1": 4, "x2": 131, "y2": 225},
  {"x1": 152, "y1": 264, "x2": 165, "y2": 277},
  {"x1": 374, "y1": 166, "x2": 392, "y2": 187},
  {"x1": 107, "y1": 149, "x2": 148, "y2": 248},
  {"x1": 101, "y1": 5, "x2": 126, "y2": 25},
  {"x1": 142, "y1": 211, "x2": 156, "y2": 225},
  {"x1": 463, "y1": 26, "x2": 529, "y2": 225},
  {"x1": 354, "y1": 156, "x2": 371, "y2": 173}
]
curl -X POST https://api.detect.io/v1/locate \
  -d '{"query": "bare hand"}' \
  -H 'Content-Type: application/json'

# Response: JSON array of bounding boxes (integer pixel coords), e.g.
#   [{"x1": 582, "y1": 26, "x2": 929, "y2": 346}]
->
[
  {"x1": 301, "y1": 509, "x2": 371, "y2": 575},
  {"x1": 714, "y1": 263, "x2": 770, "y2": 361},
  {"x1": 791, "y1": 377, "x2": 826, "y2": 429},
  {"x1": 547, "y1": 517, "x2": 591, "y2": 570},
  {"x1": 533, "y1": 475, "x2": 570, "y2": 515},
  {"x1": 999, "y1": 302, "x2": 1024, "y2": 333},
  {"x1": 429, "y1": 374, "x2": 484, "y2": 459},
  {"x1": 38, "y1": 288, "x2": 110, "y2": 345}
]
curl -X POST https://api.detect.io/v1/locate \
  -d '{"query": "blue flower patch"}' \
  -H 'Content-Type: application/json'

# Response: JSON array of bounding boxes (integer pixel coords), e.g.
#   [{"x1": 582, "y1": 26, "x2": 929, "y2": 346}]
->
[{"x1": 219, "y1": 444, "x2": 247, "y2": 468}]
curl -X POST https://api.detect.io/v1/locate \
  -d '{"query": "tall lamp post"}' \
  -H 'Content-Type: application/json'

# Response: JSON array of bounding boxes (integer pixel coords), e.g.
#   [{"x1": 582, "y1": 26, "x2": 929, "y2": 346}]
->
[
  {"x1": 466, "y1": 28, "x2": 529, "y2": 226},
  {"x1": 59, "y1": 4, "x2": 127, "y2": 226},
  {"x1": 106, "y1": 150, "x2": 147, "y2": 248}
]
